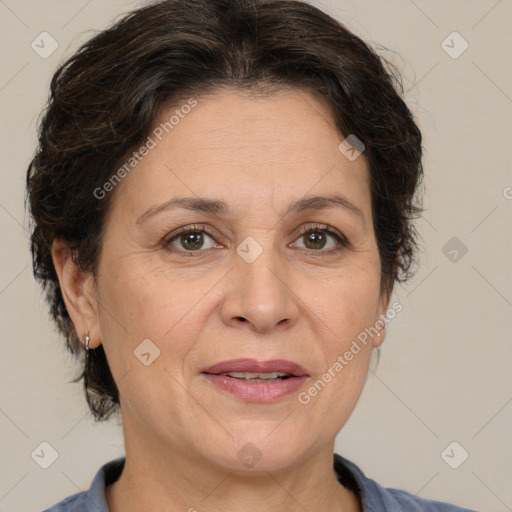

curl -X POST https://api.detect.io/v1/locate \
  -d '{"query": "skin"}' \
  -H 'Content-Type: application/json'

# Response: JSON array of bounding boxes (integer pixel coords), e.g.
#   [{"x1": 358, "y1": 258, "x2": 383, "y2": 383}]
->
[{"x1": 52, "y1": 87, "x2": 390, "y2": 512}]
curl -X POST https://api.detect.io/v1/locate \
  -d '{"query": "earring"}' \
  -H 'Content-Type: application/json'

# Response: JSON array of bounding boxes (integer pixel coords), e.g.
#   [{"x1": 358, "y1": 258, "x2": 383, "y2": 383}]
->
[{"x1": 83, "y1": 332, "x2": 90, "y2": 352}]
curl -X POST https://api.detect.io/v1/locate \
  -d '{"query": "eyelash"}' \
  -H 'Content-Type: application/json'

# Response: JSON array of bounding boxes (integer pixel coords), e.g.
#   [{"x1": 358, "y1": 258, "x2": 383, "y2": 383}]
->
[{"x1": 161, "y1": 223, "x2": 349, "y2": 257}]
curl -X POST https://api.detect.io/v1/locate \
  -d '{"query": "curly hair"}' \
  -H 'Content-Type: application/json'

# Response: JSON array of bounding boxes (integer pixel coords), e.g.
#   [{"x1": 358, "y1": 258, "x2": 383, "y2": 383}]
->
[{"x1": 26, "y1": 0, "x2": 423, "y2": 421}]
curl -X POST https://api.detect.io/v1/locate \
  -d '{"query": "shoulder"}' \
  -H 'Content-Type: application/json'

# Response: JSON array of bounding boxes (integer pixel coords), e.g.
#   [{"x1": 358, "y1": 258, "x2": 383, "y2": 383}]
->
[
  {"x1": 42, "y1": 492, "x2": 87, "y2": 511},
  {"x1": 41, "y1": 457, "x2": 125, "y2": 512},
  {"x1": 334, "y1": 453, "x2": 479, "y2": 512}
]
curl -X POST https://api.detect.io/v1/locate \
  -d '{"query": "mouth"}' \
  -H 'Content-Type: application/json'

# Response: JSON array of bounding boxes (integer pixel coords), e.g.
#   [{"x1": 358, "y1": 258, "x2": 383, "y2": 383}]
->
[
  {"x1": 202, "y1": 358, "x2": 309, "y2": 378},
  {"x1": 201, "y1": 358, "x2": 309, "y2": 402},
  {"x1": 208, "y1": 371, "x2": 294, "y2": 382}
]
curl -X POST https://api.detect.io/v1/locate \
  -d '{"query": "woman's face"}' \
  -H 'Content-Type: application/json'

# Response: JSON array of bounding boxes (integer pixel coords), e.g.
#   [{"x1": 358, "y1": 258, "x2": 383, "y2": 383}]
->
[{"x1": 85, "y1": 87, "x2": 389, "y2": 471}]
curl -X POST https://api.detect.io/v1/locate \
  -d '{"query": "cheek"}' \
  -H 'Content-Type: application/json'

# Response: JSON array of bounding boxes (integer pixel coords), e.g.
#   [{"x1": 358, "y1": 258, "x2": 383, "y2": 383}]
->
[
  {"x1": 305, "y1": 266, "x2": 381, "y2": 347},
  {"x1": 97, "y1": 258, "x2": 216, "y2": 365},
  {"x1": 298, "y1": 291, "x2": 374, "y2": 432},
  {"x1": 95, "y1": 261, "x2": 210, "y2": 421},
  {"x1": 295, "y1": 268, "x2": 379, "y2": 415}
]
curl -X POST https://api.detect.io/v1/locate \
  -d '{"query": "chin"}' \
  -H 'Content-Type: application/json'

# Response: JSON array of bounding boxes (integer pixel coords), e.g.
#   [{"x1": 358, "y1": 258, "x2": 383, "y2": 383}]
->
[{"x1": 204, "y1": 430, "x2": 312, "y2": 474}]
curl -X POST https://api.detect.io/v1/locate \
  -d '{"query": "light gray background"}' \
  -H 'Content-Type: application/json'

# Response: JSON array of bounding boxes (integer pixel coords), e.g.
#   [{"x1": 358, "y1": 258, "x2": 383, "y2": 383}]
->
[{"x1": 1, "y1": 0, "x2": 511, "y2": 511}]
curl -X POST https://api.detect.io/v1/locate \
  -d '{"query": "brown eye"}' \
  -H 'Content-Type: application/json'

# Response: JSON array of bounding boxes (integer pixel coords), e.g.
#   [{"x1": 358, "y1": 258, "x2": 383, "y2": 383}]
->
[
  {"x1": 179, "y1": 231, "x2": 206, "y2": 250},
  {"x1": 292, "y1": 224, "x2": 348, "y2": 254},
  {"x1": 163, "y1": 227, "x2": 217, "y2": 252},
  {"x1": 302, "y1": 230, "x2": 328, "y2": 250}
]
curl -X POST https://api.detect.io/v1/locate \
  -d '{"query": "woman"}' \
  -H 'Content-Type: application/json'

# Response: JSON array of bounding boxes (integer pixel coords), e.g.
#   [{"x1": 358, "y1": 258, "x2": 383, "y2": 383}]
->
[{"x1": 27, "y1": 0, "x2": 478, "y2": 510}]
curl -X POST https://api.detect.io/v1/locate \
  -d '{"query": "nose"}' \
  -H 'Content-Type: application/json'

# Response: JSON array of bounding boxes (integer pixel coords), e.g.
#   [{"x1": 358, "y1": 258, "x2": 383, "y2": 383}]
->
[{"x1": 220, "y1": 244, "x2": 300, "y2": 334}]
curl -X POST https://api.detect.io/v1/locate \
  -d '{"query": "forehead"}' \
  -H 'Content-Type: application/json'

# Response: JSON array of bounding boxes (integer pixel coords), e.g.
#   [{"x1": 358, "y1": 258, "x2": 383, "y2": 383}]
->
[{"x1": 108, "y1": 87, "x2": 371, "y2": 222}]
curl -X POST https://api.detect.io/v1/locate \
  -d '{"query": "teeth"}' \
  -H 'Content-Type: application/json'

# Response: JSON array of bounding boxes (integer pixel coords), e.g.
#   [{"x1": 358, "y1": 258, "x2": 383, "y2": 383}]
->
[{"x1": 221, "y1": 372, "x2": 290, "y2": 380}]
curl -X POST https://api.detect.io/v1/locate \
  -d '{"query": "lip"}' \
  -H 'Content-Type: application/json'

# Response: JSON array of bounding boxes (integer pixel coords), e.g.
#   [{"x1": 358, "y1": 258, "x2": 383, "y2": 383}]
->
[
  {"x1": 202, "y1": 358, "x2": 309, "y2": 376},
  {"x1": 201, "y1": 358, "x2": 310, "y2": 403}
]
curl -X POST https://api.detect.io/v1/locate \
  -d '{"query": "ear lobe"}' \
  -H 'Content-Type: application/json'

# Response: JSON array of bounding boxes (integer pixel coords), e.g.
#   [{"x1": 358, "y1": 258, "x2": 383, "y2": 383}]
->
[
  {"x1": 373, "y1": 326, "x2": 386, "y2": 348},
  {"x1": 373, "y1": 288, "x2": 391, "y2": 348},
  {"x1": 51, "y1": 239, "x2": 101, "y2": 349}
]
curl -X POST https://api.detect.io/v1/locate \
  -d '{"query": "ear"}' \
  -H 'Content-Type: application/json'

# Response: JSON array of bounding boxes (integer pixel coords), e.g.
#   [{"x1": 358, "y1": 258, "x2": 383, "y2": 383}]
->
[
  {"x1": 51, "y1": 238, "x2": 102, "y2": 350},
  {"x1": 373, "y1": 284, "x2": 392, "y2": 349}
]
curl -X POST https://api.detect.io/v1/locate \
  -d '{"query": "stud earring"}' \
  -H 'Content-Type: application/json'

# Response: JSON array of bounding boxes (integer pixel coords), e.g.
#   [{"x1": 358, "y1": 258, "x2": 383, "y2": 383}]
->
[{"x1": 83, "y1": 332, "x2": 90, "y2": 352}]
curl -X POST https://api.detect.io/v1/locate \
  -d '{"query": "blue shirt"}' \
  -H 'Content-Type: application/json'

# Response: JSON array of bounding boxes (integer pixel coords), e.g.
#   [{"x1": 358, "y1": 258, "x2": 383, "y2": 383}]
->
[{"x1": 42, "y1": 453, "x2": 479, "y2": 511}]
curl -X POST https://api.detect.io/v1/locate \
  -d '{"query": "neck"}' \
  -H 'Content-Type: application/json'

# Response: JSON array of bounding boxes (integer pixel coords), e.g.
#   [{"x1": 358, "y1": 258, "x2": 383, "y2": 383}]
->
[{"x1": 105, "y1": 429, "x2": 360, "y2": 512}]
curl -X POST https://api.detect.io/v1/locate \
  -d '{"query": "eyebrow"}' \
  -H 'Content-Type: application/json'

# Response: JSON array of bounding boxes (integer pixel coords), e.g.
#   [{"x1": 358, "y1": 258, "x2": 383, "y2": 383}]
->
[{"x1": 136, "y1": 194, "x2": 365, "y2": 225}]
